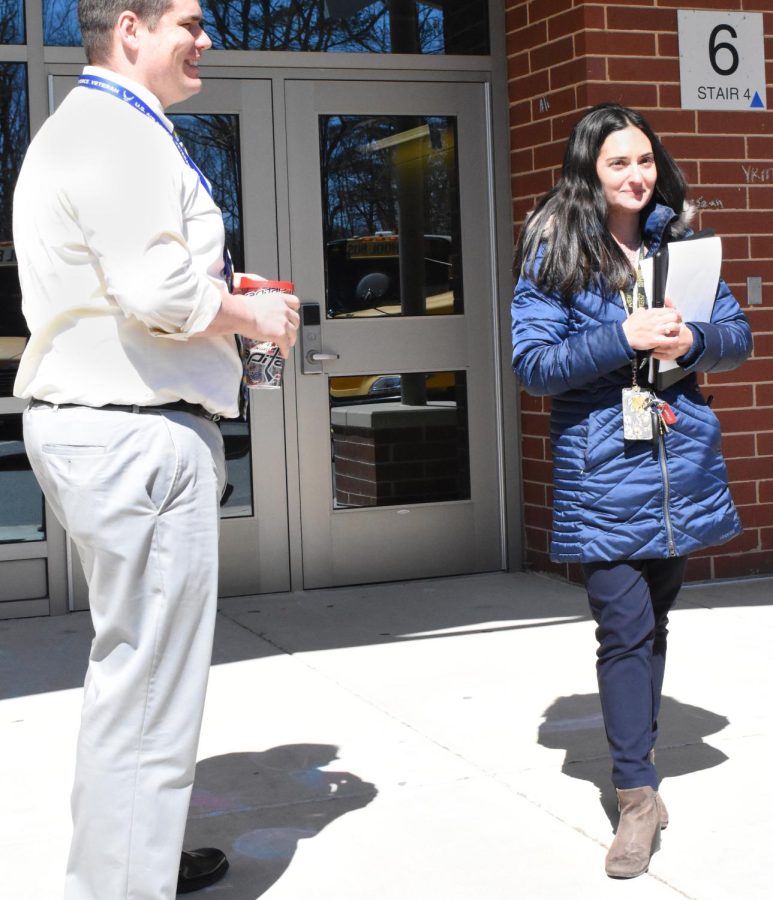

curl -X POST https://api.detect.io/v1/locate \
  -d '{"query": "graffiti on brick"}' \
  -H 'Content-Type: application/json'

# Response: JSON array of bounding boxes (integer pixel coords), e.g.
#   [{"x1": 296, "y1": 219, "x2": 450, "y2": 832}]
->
[
  {"x1": 693, "y1": 196, "x2": 724, "y2": 209},
  {"x1": 741, "y1": 165, "x2": 773, "y2": 183}
]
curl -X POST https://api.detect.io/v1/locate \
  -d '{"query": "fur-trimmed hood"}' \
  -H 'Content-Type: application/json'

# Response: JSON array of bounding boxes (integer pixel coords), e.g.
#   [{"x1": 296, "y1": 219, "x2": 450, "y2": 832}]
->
[{"x1": 642, "y1": 200, "x2": 696, "y2": 252}]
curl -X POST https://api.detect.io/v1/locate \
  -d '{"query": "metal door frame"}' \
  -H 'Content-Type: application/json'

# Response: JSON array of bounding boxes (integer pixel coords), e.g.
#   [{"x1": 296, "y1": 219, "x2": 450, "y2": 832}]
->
[{"x1": 283, "y1": 77, "x2": 505, "y2": 588}]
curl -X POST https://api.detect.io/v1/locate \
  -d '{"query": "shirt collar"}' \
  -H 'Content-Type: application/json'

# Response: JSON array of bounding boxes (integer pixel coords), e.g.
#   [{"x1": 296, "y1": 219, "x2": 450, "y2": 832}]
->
[{"x1": 83, "y1": 65, "x2": 174, "y2": 132}]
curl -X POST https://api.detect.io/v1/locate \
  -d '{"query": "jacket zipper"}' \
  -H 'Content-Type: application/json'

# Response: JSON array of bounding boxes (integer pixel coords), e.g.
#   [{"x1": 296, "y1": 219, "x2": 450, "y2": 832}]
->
[{"x1": 657, "y1": 430, "x2": 677, "y2": 557}]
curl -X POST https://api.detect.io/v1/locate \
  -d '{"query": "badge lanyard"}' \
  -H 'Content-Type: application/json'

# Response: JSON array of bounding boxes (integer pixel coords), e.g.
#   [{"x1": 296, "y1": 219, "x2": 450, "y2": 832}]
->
[
  {"x1": 78, "y1": 74, "x2": 213, "y2": 196},
  {"x1": 620, "y1": 248, "x2": 647, "y2": 385},
  {"x1": 618, "y1": 248, "x2": 677, "y2": 440},
  {"x1": 79, "y1": 73, "x2": 244, "y2": 413},
  {"x1": 78, "y1": 73, "x2": 234, "y2": 291},
  {"x1": 619, "y1": 247, "x2": 645, "y2": 316}
]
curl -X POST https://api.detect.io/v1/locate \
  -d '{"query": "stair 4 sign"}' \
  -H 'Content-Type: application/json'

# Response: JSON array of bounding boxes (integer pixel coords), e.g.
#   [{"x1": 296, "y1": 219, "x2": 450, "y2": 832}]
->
[{"x1": 678, "y1": 10, "x2": 767, "y2": 111}]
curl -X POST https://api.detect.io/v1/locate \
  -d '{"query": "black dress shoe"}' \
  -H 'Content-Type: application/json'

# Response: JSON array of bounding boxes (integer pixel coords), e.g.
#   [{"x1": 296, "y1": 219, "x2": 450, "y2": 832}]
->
[{"x1": 177, "y1": 848, "x2": 229, "y2": 894}]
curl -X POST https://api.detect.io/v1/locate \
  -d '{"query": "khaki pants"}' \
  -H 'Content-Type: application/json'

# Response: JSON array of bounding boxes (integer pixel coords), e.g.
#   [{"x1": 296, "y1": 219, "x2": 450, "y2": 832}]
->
[{"x1": 24, "y1": 405, "x2": 226, "y2": 900}]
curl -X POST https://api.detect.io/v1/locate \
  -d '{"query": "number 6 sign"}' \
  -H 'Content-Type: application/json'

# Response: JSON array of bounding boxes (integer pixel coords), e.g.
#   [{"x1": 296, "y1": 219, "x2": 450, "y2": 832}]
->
[{"x1": 678, "y1": 10, "x2": 766, "y2": 111}]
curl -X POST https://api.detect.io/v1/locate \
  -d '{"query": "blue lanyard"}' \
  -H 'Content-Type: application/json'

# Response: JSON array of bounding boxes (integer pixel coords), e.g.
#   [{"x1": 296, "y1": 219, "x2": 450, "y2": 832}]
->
[
  {"x1": 78, "y1": 74, "x2": 234, "y2": 295},
  {"x1": 77, "y1": 74, "x2": 213, "y2": 197}
]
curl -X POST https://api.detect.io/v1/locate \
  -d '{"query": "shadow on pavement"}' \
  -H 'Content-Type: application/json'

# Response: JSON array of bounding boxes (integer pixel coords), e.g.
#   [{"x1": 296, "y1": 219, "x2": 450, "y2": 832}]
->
[
  {"x1": 537, "y1": 693, "x2": 729, "y2": 827},
  {"x1": 182, "y1": 744, "x2": 377, "y2": 897}
]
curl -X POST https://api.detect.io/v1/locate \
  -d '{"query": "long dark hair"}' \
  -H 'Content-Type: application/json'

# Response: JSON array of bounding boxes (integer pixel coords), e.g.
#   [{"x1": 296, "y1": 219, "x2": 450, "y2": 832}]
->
[{"x1": 514, "y1": 103, "x2": 688, "y2": 296}]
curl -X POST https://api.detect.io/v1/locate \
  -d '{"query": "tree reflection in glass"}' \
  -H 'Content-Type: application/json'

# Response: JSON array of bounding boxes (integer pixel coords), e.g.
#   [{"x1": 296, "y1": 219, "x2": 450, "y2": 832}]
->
[
  {"x1": 320, "y1": 115, "x2": 462, "y2": 319},
  {"x1": 41, "y1": 0, "x2": 488, "y2": 55},
  {"x1": 0, "y1": 0, "x2": 24, "y2": 44},
  {"x1": 0, "y1": 63, "x2": 30, "y2": 398},
  {"x1": 203, "y1": 0, "x2": 490, "y2": 53},
  {"x1": 42, "y1": 0, "x2": 81, "y2": 45},
  {"x1": 0, "y1": 64, "x2": 28, "y2": 248},
  {"x1": 0, "y1": 0, "x2": 23, "y2": 43},
  {"x1": 202, "y1": 0, "x2": 445, "y2": 53},
  {"x1": 169, "y1": 114, "x2": 245, "y2": 270}
]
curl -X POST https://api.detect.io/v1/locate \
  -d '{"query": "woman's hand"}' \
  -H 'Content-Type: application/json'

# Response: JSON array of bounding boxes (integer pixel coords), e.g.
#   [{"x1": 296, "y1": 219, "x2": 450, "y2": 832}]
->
[
  {"x1": 651, "y1": 298, "x2": 694, "y2": 361},
  {"x1": 622, "y1": 298, "x2": 684, "y2": 353}
]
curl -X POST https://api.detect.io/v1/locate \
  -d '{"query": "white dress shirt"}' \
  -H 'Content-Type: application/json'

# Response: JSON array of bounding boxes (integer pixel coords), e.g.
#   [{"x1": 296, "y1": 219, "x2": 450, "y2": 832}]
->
[{"x1": 13, "y1": 66, "x2": 242, "y2": 418}]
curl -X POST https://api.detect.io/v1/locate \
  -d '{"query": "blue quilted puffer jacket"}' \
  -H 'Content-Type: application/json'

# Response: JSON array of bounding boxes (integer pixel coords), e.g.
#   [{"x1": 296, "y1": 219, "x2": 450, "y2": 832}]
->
[{"x1": 512, "y1": 203, "x2": 753, "y2": 563}]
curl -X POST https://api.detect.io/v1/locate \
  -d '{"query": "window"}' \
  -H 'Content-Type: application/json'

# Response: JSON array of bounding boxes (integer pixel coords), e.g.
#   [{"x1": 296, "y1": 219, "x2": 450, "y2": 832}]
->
[
  {"x1": 321, "y1": 115, "x2": 463, "y2": 318},
  {"x1": 330, "y1": 370, "x2": 470, "y2": 508},
  {"x1": 0, "y1": 0, "x2": 25, "y2": 44},
  {"x1": 169, "y1": 114, "x2": 245, "y2": 270},
  {"x1": 0, "y1": 63, "x2": 30, "y2": 400},
  {"x1": 42, "y1": 0, "x2": 79, "y2": 45},
  {"x1": 43, "y1": 0, "x2": 489, "y2": 55}
]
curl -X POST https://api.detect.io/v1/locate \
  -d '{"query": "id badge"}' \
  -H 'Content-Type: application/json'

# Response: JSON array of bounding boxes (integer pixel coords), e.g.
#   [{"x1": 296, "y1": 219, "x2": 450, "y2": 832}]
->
[{"x1": 622, "y1": 387, "x2": 654, "y2": 441}]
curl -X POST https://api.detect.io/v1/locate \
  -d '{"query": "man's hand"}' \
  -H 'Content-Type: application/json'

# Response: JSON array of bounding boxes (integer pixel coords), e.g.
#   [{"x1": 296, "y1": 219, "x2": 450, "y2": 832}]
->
[
  {"x1": 199, "y1": 281, "x2": 300, "y2": 356},
  {"x1": 244, "y1": 289, "x2": 300, "y2": 359}
]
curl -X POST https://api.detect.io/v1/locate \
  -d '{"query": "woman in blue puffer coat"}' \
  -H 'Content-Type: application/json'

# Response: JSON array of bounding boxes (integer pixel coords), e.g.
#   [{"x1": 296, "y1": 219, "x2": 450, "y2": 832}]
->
[{"x1": 512, "y1": 104, "x2": 752, "y2": 879}]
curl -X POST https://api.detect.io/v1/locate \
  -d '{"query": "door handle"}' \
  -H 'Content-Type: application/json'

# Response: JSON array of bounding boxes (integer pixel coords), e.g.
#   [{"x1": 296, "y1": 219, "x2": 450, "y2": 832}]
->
[{"x1": 300, "y1": 303, "x2": 340, "y2": 373}]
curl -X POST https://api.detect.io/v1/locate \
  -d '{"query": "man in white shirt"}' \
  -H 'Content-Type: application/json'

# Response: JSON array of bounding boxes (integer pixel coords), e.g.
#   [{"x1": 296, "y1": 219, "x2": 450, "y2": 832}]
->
[{"x1": 13, "y1": 2, "x2": 299, "y2": 897}]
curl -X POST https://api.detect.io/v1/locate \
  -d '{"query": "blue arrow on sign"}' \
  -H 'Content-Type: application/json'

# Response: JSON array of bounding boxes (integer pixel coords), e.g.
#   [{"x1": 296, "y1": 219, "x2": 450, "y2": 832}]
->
[{"x1": 750, "y1": 92, "x2": 765, "y2": 109}]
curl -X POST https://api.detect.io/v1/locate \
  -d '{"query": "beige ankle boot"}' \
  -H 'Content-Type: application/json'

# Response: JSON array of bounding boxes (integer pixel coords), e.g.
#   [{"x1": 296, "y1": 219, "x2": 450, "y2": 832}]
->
[{"x1": 605, "y1": 786, "x2": 661, "y2": 878}]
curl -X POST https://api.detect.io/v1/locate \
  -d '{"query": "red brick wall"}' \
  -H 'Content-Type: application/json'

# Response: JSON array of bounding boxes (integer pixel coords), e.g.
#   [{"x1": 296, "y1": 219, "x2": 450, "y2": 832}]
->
[{"x1": 505, "y1": 0, "x2": 773, "y2": 581}]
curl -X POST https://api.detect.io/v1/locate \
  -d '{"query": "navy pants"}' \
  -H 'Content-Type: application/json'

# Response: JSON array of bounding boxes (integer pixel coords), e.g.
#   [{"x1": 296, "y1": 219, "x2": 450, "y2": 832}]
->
[{"x1": 582, "y1": 557, "x2": 688, "y2": 790}]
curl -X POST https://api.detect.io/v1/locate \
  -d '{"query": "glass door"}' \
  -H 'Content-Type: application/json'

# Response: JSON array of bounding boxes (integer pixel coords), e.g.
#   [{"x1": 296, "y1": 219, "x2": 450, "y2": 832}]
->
[
  {"x1": 48, "y1": 76, "x2": 291, "y2": 604},
  {"x1": 286, "y1": 80, "x2": 502, "y2": 588}
]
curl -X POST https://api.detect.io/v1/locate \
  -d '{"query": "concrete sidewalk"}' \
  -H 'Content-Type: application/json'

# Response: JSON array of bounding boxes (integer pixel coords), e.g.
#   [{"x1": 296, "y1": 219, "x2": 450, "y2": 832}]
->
[{"x1": 1, "y1": 571, "x2": 771, "y2": 899}]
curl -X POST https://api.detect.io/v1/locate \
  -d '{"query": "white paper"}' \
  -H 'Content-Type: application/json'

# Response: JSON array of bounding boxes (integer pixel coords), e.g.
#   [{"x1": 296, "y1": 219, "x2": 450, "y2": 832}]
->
[{"x1": 640, "y1": 234, "x2": 722, "y2": 375}]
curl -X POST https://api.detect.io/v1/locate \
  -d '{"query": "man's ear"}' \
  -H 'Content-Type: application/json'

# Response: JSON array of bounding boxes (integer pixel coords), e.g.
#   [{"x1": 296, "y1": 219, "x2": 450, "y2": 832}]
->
[{"x1": 115, "y1": 10, "x2": 142, "y2": 55}]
